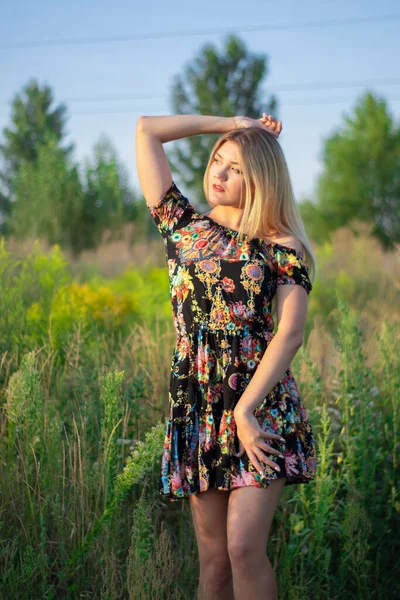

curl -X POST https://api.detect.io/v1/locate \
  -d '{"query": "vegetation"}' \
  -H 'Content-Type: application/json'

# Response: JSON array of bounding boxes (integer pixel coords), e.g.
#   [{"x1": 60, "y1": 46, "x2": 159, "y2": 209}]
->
[
  {"x1": 0, "y1": 32, "x2": 399, "y2": 599},
  {"x1": 0, "y1": 223, "x2": 399, "y2": 599},
  {"x1": 300, "y1": 91, "x2": 400, "y2": 250},
  {"x1": 167, "y1": 34, "x2": 278, "y2": 205}
]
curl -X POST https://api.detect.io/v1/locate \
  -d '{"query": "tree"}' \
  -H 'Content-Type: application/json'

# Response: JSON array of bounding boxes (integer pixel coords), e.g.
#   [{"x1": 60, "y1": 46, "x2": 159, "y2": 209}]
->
[
  {"x1": 166, "y1": 34, "x2": 277, "y2": 207},
  {"x1": 311, "y1": 92, "x2": 400, "y2": 249},
  {"x1": 0, "y1": 79, "x2": 73, "y2": 228},
  {"x1": 82, "y1": 135, "x2": 143, "y2": 248},
  {"x1": 298, "y1": 198, "x2": 333, "y2": 246},
  {"x1": 10, "y1": 134, "x2": 85, "y2": 256}
]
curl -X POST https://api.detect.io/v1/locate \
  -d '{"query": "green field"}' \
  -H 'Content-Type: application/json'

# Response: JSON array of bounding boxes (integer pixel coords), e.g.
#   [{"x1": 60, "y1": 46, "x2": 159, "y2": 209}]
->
[{"x1": 0, "y1": 224, "x2": 399, "y2": 599}]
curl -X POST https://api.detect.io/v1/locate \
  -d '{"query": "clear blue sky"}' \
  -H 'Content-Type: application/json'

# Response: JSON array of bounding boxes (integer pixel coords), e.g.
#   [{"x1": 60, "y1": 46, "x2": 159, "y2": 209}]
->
[{"x1": 1, "y1": 1, "x2": 399, "y2": 203}]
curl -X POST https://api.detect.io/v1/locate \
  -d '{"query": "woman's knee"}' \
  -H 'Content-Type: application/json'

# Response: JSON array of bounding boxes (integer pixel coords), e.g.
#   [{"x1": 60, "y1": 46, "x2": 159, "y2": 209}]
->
[
  {"x1": 227, "y1": 534, "x2": 265, "y2": 564},
  {"x1": 226, "y1": 481, "x2": 286, "y2": 562},
  {"x1": 189, "y1": 488, "x2": 231, "y2": 569},
  {"x1": 200, "y1": 551, "x2": 232, "y2": 580}
]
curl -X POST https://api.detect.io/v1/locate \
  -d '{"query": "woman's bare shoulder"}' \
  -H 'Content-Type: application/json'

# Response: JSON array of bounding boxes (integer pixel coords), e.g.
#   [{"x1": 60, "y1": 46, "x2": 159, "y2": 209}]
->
[{"x1": 269, "y1": 234, "x2": 304, "y2": 254}]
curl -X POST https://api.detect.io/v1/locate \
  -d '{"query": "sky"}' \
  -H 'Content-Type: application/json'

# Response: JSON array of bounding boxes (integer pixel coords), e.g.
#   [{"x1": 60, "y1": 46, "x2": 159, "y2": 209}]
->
[{"x1": 0, "y1": 0, "x2": 399, "y2": 204}]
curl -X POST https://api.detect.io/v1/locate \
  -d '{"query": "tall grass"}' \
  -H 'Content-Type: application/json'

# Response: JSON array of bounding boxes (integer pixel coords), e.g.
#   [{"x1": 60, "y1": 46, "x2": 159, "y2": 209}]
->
[{"x1": 0, "y1": 224, "x2": 399, "y2": 599}]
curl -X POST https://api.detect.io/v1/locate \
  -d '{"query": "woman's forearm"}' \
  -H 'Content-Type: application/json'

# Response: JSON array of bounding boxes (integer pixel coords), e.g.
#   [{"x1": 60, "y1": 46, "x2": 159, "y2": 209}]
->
[
  {"x1": 137, "y1": 114, "x2": 235, "y2": 143},
  {"x1": 233, "y1": 331, "x2": 303, "y2": 417}
]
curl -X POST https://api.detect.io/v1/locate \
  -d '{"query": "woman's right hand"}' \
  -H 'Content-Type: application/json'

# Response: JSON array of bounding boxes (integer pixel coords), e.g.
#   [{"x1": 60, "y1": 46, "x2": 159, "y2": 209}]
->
[{"x1": 232, "y1": 113, "x2": 282, "y2": 138}]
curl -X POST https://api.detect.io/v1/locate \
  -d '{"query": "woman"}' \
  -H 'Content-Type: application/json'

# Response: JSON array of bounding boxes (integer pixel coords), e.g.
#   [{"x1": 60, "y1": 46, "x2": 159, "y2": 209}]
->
[{"x1": 136, "y1": 113, "x2": 317, "y2": 600}]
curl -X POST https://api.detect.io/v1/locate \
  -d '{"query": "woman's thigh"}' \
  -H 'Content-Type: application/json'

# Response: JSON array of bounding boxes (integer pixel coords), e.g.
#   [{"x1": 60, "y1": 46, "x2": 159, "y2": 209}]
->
[
  {"x1": 226, "y1": 478, "x2": 286, "y2": 558},
  {"x1": 189, "y1": 488, "x2": 231, "y2": 565}
]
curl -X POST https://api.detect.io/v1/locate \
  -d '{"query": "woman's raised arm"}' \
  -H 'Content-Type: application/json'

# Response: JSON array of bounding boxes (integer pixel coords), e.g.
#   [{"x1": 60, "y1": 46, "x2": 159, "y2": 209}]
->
[{"x1": 135, "y1": 114, "x2": 234, "y2": 207}]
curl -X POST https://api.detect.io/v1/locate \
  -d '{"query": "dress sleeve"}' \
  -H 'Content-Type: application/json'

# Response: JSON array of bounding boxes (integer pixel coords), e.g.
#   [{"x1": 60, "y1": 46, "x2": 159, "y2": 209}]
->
[
  {"x1": 274, "y1": 244, "x2": 313, "y2": 295},
  {"x1": 146, "y1": 180, "x2": 196, "y2": 240}
]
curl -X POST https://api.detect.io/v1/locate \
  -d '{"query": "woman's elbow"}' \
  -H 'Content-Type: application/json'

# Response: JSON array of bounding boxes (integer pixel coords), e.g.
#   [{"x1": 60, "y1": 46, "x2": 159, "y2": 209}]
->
[
  {"x1": 278, "y1": 326, "x2": 304, "y2": 348},
  {"x1": 136, "y1": 116, "x2": 149, "y2": 132}
]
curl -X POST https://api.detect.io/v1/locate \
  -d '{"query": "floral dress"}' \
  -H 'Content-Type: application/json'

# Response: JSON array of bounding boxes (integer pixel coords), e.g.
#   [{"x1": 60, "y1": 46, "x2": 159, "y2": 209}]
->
[{"x1": 146, "y1": 180, "x2": 317, "y2": 502}]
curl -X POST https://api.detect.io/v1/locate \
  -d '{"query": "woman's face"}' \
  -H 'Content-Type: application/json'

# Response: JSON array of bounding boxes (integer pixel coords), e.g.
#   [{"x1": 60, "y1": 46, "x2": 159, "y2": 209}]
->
[{"x1": 208, "y1": 141, "x2": 246, "y2": 209}]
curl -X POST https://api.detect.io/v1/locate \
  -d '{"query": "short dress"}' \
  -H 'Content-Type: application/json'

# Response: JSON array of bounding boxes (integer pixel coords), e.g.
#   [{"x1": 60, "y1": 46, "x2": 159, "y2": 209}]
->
[{"x1": 146, "y1": 180, "x2": 317, "y2": 502}]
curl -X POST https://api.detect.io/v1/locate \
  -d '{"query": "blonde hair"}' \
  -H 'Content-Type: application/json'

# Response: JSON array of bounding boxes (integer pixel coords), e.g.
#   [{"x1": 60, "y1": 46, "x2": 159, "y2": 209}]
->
[{"x1": 203, "y1": 127, "x2": 316, "y2": 284}]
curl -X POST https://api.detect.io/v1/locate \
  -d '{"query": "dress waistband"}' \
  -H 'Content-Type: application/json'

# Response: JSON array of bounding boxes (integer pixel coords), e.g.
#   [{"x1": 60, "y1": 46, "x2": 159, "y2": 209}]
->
[{"x1": 188, "y1": 321, "x2": 275, "y2": 340}]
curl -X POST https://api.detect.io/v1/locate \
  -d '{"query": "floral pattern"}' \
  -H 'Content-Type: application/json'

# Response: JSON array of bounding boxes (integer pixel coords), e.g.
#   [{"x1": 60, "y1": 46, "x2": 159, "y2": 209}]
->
[{"x1": 146, "y1": 180, "x2": 317, "y2": 501}]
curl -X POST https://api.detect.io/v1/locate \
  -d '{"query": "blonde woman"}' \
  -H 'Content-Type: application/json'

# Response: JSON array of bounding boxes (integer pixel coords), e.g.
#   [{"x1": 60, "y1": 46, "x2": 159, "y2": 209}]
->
[{"x1": 136, "y1": 114, "x2": 317, "y2": 600}]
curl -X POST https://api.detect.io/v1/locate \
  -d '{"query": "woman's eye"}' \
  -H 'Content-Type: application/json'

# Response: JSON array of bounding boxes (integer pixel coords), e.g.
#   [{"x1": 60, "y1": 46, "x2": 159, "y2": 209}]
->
[
  {"x1": 213, "y1": 158, "x2": 241, "y2": 174},
  {"x1": 214, "y1": 159, "x2": 241, "y2": 173}
]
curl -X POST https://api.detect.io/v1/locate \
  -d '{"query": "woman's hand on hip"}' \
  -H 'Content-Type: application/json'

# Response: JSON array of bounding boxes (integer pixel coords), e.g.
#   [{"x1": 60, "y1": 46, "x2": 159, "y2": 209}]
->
[
  {"x1": 232, "y1": 113, "x2": 282, "y2": 138},
  {"x1": 233, "y1": 409, "x2": 285, "y2": 475}
]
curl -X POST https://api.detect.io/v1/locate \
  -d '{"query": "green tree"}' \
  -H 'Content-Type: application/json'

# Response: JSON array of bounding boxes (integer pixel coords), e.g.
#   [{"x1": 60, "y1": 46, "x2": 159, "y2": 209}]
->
[
  {"x1": 82, "y1": 135, "x2": 146, "y2": 248},
  {"x1": 10, "y1": 134, "x2": 85, "y2": 256},
  {"x1": 166, "y1": 34, "x2": 277, "y2": 207},
  {"x1": 307, "y1": 92, "x2": 400, "y2": 248},
  {"x1": 0, "y1": 79, "x2": 72, "y2": 228}
]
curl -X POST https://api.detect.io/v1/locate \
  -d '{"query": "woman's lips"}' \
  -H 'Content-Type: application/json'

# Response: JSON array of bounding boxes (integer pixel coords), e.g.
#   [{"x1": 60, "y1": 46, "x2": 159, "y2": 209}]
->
[{"x1": 213, "y1": 184, "x2": 225, "y2": 192}]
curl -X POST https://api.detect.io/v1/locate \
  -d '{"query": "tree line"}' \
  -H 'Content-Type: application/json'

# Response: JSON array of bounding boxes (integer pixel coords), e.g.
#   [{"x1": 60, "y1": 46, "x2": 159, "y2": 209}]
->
[{"x1": 0, "y1": 34, "x2": 398, "y2": 256}]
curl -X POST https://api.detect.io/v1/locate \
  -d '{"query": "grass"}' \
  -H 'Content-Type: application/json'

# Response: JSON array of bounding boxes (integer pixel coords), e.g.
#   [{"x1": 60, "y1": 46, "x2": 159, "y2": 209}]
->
[{"x1": 0, "y1": 222, "x2": 399, "y2": 599}]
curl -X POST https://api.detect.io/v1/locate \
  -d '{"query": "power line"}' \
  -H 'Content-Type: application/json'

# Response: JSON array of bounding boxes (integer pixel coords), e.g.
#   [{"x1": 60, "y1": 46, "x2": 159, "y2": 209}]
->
[
  {"x1": 1, "y1": 78, "x2": 399, "y2": 109},
  {"x1": 1, "y1": 14, "x2": 399, "y2": 50},
  {"x1": 282, "y1": 94, "x2": 400, "y2": 106},
  {"x1": 68, "y1": 93, "x2": 400, "y2": 113},
  {"x1": 273, "y1": 78, "x2": 400, "y2": 93},
  {"x1": 1, "y1": 93, "x2": 396, "y2": 119}
]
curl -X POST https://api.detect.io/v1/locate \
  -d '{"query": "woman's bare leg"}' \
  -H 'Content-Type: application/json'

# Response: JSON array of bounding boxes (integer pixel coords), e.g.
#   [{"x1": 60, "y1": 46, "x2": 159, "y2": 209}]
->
[
  {"x1": 227, "y1": 478, "x2": 286, "y2": 600},
  {"x1": 189, "y1": 488, "x2": 233, "y2": 600}
]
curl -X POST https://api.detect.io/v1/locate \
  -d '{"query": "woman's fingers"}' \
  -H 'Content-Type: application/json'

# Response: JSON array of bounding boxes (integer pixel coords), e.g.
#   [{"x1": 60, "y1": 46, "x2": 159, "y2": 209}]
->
[
  {"x1": 236, "y1": 440, "x2": 245, "y2": 458},
  {"x1": 259, "y1": 438, "x2": 284, "y2": 458},
  {"x1": 267, "y1": 118, "x2": 278, "y2": 130},
  {"x1": 248, "y1": 447, "x2": 281, "y2": 474},
  {"x1": 234, "y1": 114, "x2": 281, "y2": 135},
  {"x1": 234, "y1": 411, "x2": 286, "y2": 473},
  {"x1": 255, "y1": 436, "x2": 283, "y2": 471},
  {"x1": 259, "y1": 114, "x2": 282, "y2": 138},
  {"x1": 235, "y1": 433, "x2": 285, "y2": 474}
]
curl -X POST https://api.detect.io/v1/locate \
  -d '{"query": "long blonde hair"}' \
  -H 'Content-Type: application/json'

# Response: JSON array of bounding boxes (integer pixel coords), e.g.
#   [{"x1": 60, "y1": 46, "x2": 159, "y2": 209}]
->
[{"x1": 203, "y1": 127, "x2": 316, "y2": 283}]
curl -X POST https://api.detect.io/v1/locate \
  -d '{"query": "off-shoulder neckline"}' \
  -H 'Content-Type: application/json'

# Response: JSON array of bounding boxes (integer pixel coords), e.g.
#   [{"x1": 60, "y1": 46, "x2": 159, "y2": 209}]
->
[
  {"x1": 164, "y1": 180, "x2": 305, "y2": 258},
  {"x1": 200, "y1": 212, "x2": 305, "y2": 258}
]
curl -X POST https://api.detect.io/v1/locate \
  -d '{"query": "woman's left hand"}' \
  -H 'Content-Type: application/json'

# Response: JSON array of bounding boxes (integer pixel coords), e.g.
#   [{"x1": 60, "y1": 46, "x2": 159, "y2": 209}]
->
[
  {"x1": 232, "y1": 113, "x2": 282, "y2": 138},
  {"x1": 233, "y1": 408, "x2": 285, "y2": 475}
]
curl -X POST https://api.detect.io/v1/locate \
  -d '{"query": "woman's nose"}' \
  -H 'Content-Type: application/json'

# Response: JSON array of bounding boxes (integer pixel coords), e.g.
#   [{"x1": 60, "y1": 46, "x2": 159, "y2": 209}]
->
[{"x1": 215, "y1": 169, "x2": 228, "y2": 180}]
